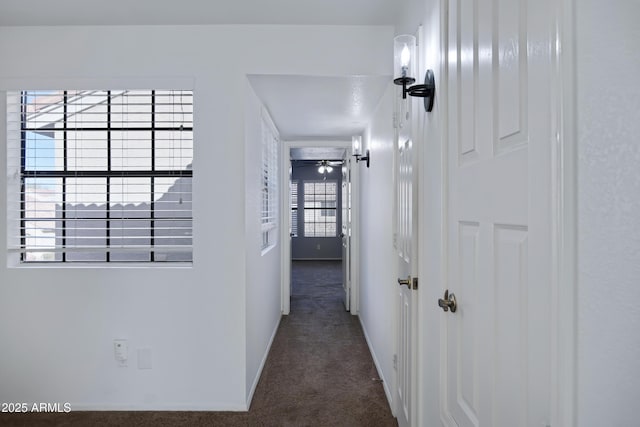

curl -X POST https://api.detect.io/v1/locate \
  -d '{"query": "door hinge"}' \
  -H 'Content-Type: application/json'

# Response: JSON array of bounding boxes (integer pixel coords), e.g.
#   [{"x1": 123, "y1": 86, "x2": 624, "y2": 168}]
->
[
  {"x1": 412, "y1": 277, "x2": 418, "y2": 290},
  {"x1": 392, "y1": 112, "x2": 398, "y2": 129},
  {"x1": 393, "y1": 354, "x2": 398, "y2": 370}
]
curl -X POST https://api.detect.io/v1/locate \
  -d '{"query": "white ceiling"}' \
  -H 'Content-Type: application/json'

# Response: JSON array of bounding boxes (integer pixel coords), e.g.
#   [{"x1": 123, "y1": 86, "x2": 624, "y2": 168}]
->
[
  {"x1": 0, "y1": 0, "x2": 399, "y2": 26},
  {"x1": 249, "y1": 75, "x2": 390, "y2": 141}
]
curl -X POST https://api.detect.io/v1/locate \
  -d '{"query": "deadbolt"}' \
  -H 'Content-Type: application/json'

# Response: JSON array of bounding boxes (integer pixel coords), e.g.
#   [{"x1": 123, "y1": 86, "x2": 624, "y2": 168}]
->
[{"x1": 438, "y1": 289, "x2": 457, "y2": 313}]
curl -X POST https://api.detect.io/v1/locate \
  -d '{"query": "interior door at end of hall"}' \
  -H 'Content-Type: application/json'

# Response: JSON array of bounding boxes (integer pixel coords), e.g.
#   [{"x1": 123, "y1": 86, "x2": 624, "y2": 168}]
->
[
  {"x1": 341, "y1": 153, "x2": 351, "y2": 311},
  {"x1": 442, "y1": 0, "x2": 553, "y2": 426}
]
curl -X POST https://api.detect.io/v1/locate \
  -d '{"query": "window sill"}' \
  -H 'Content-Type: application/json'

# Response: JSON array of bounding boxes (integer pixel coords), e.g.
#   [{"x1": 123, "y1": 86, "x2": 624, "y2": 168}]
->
[{"x1": 8, "y1": 261, "x2": 193, "y2": 269}]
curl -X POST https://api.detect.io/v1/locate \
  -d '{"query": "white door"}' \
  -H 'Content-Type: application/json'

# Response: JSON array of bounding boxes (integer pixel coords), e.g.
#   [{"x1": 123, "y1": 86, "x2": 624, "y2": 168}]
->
[
  {"x1": 395, "y1": 137, "x2": 417, "y2": 427},
  {"x1": 341, "y1": 153, "x2": 351, "y2": 311},
  {"x1": 394, "y1": 27, "x2": 425, "y2": 427},
  {"x1": 442, "y1": 0, "x2": 553, "y2": 426},
  {"x1": 395, "y1": 28, "x2": 423, "y2": 426}
]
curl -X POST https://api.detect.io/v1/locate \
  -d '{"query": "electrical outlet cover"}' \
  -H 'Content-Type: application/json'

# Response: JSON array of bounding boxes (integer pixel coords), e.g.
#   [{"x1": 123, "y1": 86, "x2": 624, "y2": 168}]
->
[{"x1": 114, "y1": 339, "x2": 128, "y2": 367}]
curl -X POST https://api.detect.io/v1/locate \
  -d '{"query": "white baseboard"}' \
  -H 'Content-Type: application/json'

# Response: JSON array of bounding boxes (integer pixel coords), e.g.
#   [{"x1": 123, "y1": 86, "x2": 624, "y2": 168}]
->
[
  {"x1": 69, "y1": 402, "x2": 247, "y2": 411},
  {"x1": 359, "y1": 316, "x2": 394, "y2": 411},
  {"x1": 246, "y1": 314, "x2": 282, "y2": 408}
]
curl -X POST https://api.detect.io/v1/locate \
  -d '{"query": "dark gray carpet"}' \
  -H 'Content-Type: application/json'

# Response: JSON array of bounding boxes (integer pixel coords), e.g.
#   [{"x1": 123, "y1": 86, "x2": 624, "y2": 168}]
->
[{"x1": 0, "y1": 260, "x2": 397, "y2": 426}]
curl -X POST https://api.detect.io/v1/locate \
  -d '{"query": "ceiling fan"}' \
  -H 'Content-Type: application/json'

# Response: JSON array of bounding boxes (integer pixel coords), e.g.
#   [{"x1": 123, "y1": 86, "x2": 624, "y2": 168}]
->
[{"x1": 315, "y1": 159, "x2": 343, "y2": 174}]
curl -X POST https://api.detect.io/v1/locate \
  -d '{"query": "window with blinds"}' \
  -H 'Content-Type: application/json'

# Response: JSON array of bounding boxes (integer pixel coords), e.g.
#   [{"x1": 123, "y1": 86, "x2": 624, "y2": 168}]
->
[
  {"x1": 290, "y1": 180, "x2": 298, "y2": 237},
  {"x1": 261, "y1": 109, "x2": 279, "y2": 250},
  {"x1": 303, "y1": 181, "x2": 337, "y2": 237},
  {"x1": 6, "y1": 90, "x2": 193, "y2": 263}
]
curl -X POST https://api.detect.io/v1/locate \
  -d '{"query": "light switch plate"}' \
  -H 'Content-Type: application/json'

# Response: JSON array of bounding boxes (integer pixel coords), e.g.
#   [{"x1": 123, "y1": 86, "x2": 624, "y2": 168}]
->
[{"x1": 137, "y1": 347, "x2": 153, "y2": 370}]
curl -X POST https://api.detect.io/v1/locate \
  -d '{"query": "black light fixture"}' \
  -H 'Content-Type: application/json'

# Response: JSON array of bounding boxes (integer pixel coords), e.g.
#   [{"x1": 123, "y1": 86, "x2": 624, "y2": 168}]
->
[
  {"x1": 393, "y1": 34, "x2": 435, "y2": 112},
  {"x1": 352, "y1": 135, "x2": 370, "y2": 168}
]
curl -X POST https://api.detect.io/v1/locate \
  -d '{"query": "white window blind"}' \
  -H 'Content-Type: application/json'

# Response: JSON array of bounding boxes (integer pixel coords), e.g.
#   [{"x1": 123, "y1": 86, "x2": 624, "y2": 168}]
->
[
  {"x1": 261, "y1": 108, "x2": 279, "y2": 248},
  {"x1": 290, "y1": 180, "x2": 298, "y2": 237},
  {"x1": 6, "y1": 90, "x2": 193, "y2": 263}
]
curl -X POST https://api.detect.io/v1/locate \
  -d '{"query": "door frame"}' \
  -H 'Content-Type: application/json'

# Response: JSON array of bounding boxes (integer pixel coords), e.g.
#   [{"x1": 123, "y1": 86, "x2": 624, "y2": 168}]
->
[
  {"x1": 550, "y1": 0, "x2": 579, "y2": 424},
  {"x1": 419, "y1": 0, "x2": 578, "y2": 425},
  {"x1": 280, "y1": 139, "x2": 359, "y2": 315}
]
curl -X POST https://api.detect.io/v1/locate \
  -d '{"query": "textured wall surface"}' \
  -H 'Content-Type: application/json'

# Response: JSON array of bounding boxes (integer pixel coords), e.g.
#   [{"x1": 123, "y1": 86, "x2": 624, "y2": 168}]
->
[
  {"x1": 357, "y1": 84, "x2": 396, "y2": 408},
  {"x1": 577, "y1": 0, "x2": 640, "y2": 425}
]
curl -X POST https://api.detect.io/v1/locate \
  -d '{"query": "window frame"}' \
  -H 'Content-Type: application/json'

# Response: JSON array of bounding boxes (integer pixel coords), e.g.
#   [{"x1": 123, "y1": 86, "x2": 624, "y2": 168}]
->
[
  {"x1": 302, "y1": 180, "x2": 338, "y2": 238},
  {"x1": 260, "y1": 108, "x2": 279, "y2": 252},
  {"x1": 290, "y1": 179, "x2": 298, "y2": 238},
  {"x1": 9, "y1": 89, "x2": 194, "y2": 264}
]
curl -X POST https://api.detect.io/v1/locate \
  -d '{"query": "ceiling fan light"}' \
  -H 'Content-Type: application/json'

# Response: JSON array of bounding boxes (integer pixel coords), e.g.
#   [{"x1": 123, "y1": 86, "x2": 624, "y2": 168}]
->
[
  {"x1": 318, "y1": 165, "x2": 326, "y2": 174},
  {"x1": 326, "y1": 166, "x2": 333, "y2": 173}
]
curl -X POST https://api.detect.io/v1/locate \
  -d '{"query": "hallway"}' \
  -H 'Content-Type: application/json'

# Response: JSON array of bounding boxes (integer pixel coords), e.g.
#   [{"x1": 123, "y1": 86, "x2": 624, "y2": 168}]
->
[
  {"x1": 0, "y1": 261, "x2": 396, "y2": 427},
  {"x1": 247, "y1": 260, "x2": 396, "y2": 425}
]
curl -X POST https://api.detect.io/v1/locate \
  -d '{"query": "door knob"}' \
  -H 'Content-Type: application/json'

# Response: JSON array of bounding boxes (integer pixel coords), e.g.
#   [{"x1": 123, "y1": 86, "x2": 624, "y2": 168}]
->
[
  {"x1": 397, "y1": 276, "x2": 411, "y2": 287},
  {"x1": 438, "y1": 289, "x2": 457, "y2": 313}
]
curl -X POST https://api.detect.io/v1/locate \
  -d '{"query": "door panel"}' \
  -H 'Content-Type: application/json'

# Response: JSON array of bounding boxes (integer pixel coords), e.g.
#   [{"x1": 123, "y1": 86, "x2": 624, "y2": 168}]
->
[
  {"x1": 397, "y1": 284, "x2": 412, "y2": 424},
  {"x1": 442, "y1": 0, "x2": 552, "y2": 425},
  {"x1": 452, "y1": 221, "x2": 480, "y2": 427},
  {"x1": 493, "y1": 225, "x2": 529, "y2": 427}
]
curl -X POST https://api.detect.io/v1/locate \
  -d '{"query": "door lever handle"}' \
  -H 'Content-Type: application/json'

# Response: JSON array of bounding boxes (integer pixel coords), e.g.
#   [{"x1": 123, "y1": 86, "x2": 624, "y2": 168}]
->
[
  {"x1": 438, "y1": 289, "x2": 457, "y2": 313},
  {"x1": 397, "y1": 276, "x2": 411, "y2": 287}
]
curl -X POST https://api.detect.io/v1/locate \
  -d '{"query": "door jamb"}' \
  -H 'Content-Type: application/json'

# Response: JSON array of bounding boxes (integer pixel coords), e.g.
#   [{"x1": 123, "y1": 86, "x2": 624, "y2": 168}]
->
[
  {"x1": 280, "y1": 140, "x2": 357, "y2": 315},
  {"x1": 551, "y1": 0, "x2": 578, "y2": 424}
]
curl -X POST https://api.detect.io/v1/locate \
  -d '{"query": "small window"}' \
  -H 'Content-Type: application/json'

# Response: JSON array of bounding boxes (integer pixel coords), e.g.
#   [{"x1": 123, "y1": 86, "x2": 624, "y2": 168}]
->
[
  {"x1": 290, "y1": 180, "x2": 298, "y2": 237},
  {"x1": 7, "y1": 90, "x2": 193, "y2": 263},
  {"x1": 303, "y1": 181, "x2": 337, "y2": 237},
  {"x1": 261, "y1": 109, "x2": 279, "y2": 249}
]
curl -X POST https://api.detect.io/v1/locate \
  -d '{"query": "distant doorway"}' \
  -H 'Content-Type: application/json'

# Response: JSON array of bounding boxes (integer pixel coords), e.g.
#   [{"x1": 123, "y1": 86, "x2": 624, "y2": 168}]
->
[
  {"x1": 290, "y1": 164, "x2": 342, "y2": 261},
  {"x1": 281, "y1": 142, "x2": 357, "y2": 315}
]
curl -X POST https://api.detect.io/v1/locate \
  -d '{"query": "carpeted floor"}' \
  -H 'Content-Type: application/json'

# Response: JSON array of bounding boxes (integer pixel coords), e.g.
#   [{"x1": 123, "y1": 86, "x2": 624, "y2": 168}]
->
[{"x1": 0, "y1": 260, "x2": 397, "y2": 426}]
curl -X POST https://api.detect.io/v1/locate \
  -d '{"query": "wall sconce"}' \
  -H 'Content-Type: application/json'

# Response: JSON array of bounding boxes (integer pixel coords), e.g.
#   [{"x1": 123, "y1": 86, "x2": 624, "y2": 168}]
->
[
  {"x1": 393, "y1": 34, "x2": 435, "y2": 112},
  {"x1": 352, "y1": 135, "x2": 370, "y2": 168}
]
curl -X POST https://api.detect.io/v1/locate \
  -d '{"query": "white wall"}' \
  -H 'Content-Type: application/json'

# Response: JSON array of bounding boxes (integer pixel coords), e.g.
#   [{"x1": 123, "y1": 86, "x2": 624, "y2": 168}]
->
[
  {"x1": 395, "y1": 0, "x2": 446, "y2": 424},
  {"x1": 243, "y1": 82, "x2": 282, "y2": 404},
  {"x1": 358, "y1": 83, "x2": 397, "y2": 406},
  {"x1": 0, "y1": 24, "x2": 392, "y2": 410},
  {"x1": 576, "y1": 1, "x2": 640, "y2": 425}
]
